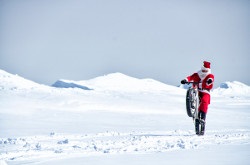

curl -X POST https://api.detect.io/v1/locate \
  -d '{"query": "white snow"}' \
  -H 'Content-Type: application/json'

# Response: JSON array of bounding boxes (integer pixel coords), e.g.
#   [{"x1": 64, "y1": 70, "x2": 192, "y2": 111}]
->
[
  {"x1": 0, "y1": 69, "x2": 249, "y2": 165},
  {"x1": 212, "y1": 81, "x2": 250, "y2": 97}
]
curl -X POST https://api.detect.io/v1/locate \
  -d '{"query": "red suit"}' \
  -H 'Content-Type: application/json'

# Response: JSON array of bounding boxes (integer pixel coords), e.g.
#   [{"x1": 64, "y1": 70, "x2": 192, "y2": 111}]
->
[
  {"x1": 182, "y1": 61, "x2": 214, "y2": 135},
  {"x1": 186, "y1": 71, "x2": 214, "y2": 113}
]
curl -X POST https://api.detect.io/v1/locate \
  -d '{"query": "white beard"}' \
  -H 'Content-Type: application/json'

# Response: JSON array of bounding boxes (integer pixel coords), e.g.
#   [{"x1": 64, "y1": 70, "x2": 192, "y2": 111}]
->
[{"x1": 198, "y1": 69, "x2": 211, "y2": 81}]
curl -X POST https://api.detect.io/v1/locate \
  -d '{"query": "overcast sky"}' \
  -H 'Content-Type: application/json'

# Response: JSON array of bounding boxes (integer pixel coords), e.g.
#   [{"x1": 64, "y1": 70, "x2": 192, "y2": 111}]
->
[{"x1": 0, "y1": 0, "x2": 249, "y2": 87}]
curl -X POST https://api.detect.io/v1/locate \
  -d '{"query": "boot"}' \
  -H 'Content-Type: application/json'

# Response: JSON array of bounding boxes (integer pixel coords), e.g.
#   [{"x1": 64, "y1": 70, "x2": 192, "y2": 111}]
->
[
  {"x1": 200, "y1": 119, "x2": 205, "y2": 135},
  {"x1": 198, "y1": 111, "x2": 206, "y2": 135},
  {"x1": 195, "y1": 119, "x2": 200, "y2": 135}
]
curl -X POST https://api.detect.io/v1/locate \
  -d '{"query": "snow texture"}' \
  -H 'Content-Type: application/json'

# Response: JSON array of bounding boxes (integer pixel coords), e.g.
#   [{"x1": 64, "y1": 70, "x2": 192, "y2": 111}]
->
[{"x1": 0, "y1": 69, "x2": 249, "y2": 165}]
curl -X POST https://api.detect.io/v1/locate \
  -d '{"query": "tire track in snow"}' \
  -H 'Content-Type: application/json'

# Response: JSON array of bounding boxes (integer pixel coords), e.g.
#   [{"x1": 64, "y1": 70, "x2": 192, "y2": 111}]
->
[{"x1": 1, "y1": 129, "x2": 250, "y2": 161}]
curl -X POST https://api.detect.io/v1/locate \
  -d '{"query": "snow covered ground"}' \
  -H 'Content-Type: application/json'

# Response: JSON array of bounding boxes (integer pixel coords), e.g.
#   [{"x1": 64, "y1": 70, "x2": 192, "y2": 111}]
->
[{"x1": 0, "y1": 69, "x2": 249, "y2": 165}]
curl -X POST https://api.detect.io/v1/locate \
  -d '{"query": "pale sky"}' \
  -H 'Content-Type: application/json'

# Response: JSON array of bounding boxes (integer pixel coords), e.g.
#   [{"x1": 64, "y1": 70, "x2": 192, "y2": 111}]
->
[{"x1": 0, "y1": 0, "x2": 249, "y2": 87}]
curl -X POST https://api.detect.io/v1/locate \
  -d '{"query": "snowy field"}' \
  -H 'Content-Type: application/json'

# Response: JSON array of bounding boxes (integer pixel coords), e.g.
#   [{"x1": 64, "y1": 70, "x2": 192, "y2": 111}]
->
[{"x1": 0, "y1": 69, "x2": 249, "y2": 165}]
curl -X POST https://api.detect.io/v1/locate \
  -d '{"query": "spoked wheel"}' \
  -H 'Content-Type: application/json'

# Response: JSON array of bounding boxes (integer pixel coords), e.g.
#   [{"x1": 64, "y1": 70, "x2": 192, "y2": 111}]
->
[
  {"x1": 186, "y1": 88, "x2": 197, "y2": 117},
  {"x1": 184, "y1": 82, "x2": 205, "y2": 136}
]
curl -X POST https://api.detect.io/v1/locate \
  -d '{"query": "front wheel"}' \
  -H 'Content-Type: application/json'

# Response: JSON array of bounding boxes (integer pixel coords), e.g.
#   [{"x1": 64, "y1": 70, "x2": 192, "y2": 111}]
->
[{"x1": 186, "y1": 88, "x2": 196, "y2": 117}]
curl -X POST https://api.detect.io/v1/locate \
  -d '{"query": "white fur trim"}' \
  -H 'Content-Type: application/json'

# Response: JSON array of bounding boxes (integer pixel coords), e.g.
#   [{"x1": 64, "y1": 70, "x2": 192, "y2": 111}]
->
[
  {"x1": 197, "y1": 69, "x2": 211, "y2": 81},
  {"x1": 199, "y1": 89, "x2": 210, "y2": 94},
  {"x1": 201, "y1": 66, "x2": 211, "y2": 72}
]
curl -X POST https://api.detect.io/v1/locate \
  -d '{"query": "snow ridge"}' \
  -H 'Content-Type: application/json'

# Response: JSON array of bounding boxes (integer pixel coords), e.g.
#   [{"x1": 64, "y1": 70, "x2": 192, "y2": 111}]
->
[
  {"x1": 51, "y1": 72, "x2": 181, "y2": 92},
  {"x1": 1, "y1": 69, "x2": 250, "y2": 96},
  {"x1": 0, "y1": 70, "x2": 40, "y2": 90}
]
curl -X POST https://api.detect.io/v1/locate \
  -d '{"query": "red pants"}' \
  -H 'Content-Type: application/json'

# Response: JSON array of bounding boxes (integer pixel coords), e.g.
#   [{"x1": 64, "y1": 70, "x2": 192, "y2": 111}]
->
[{"x1": 198, "y1": 92, "x2": 210, "y2": 113}]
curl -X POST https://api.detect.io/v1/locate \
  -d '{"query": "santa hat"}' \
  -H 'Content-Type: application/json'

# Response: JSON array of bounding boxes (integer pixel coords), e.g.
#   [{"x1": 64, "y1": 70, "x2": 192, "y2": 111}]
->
[{"x1": 201, "y1": 61, "x2": 211, "y2": 71}]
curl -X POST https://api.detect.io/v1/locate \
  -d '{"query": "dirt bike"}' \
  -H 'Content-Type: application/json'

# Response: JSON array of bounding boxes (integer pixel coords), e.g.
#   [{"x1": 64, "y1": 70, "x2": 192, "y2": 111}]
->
[{"x1": 185, "y1": 82, "x2": 205, "y2": 135}]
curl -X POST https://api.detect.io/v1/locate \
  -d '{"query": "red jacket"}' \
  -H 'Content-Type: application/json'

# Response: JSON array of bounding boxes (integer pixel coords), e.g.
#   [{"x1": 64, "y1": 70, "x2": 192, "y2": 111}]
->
[{"x1": 186, "y1": 71, "x2": 214, "y2": 94}]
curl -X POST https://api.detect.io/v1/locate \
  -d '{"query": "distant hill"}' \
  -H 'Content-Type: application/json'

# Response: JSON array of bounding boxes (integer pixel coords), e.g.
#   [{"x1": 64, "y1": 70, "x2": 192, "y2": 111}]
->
[
  {"x1": 213, "y1": 81, "x2": 250, "y2": 97},
  {"x1": 52, "y1": 80, "x2": 92, "y2": 90},
  {"x1": 51, "y1": 72, "x2": 182, "y2": 93},
  {"x1": 1, "y1": 69, "x2": 249, "y2": 97}
]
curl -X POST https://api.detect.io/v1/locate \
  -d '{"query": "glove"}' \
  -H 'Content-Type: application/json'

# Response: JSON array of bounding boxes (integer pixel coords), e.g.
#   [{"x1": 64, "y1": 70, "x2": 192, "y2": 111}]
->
[
  {"x1": 207, "y1": 79, "x2": 213, "y2": 85},
  {"x1": 181, "y1": 79, "x2": 187, "y2": 84}
]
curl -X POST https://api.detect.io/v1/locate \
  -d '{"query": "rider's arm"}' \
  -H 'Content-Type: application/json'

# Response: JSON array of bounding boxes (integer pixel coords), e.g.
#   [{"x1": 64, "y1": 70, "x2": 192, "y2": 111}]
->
[
  {"x1": 202, "y1": 74, "x2": 214, "y2": 90},
  {"x1": 186, "y1": 73, "x2": 200, "y2": 82}
]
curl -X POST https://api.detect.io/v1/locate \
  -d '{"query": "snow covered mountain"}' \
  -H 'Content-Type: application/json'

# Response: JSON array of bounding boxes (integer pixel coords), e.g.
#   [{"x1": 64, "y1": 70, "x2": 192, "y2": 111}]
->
[
  {"x1": 52, "y1": 80, "x2": 92, "y2": 90},
  {"x1": 1, "y1": 69, "x2": 250, "y2": 96},
  {"x1": 213, "y1": 81, "x2": 250, "y2": 97},
  {"x1": 51, "y1": 72, "x2": 182, "y2": 93},
  {"x1": 0, "y1": 69, "x2": 250, "y2": 165},
  {"x1": 50, "y1": 72, "x2": 250, "y2": 97},
  {"x1": 0, "y1": 69, "x2": 45, "y2": 90}
]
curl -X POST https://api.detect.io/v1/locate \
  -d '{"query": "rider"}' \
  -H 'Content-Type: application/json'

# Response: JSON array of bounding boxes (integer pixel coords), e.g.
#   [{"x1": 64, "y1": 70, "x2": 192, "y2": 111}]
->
[{"x1": 181, "y1": 61, "x2": 214, "y2": 135}]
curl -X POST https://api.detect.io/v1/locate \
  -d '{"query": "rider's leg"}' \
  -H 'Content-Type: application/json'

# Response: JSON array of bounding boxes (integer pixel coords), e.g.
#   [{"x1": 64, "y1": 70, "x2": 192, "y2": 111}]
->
[
  {"x1": 198, "y1": 111, "x2": 206, "y2": 122},
  {"x1": 195, "y1": 119, "x2": 200, "y2": 135},
  {"x1": 198, "y1": 111, "x2": 206, "y2": 135},
  {"x1": 198, "y1": 93, "x2": 210, "y2": 135},
  {"x1": 198, "y1": 92, "x2": 210, "y2": 113}
]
